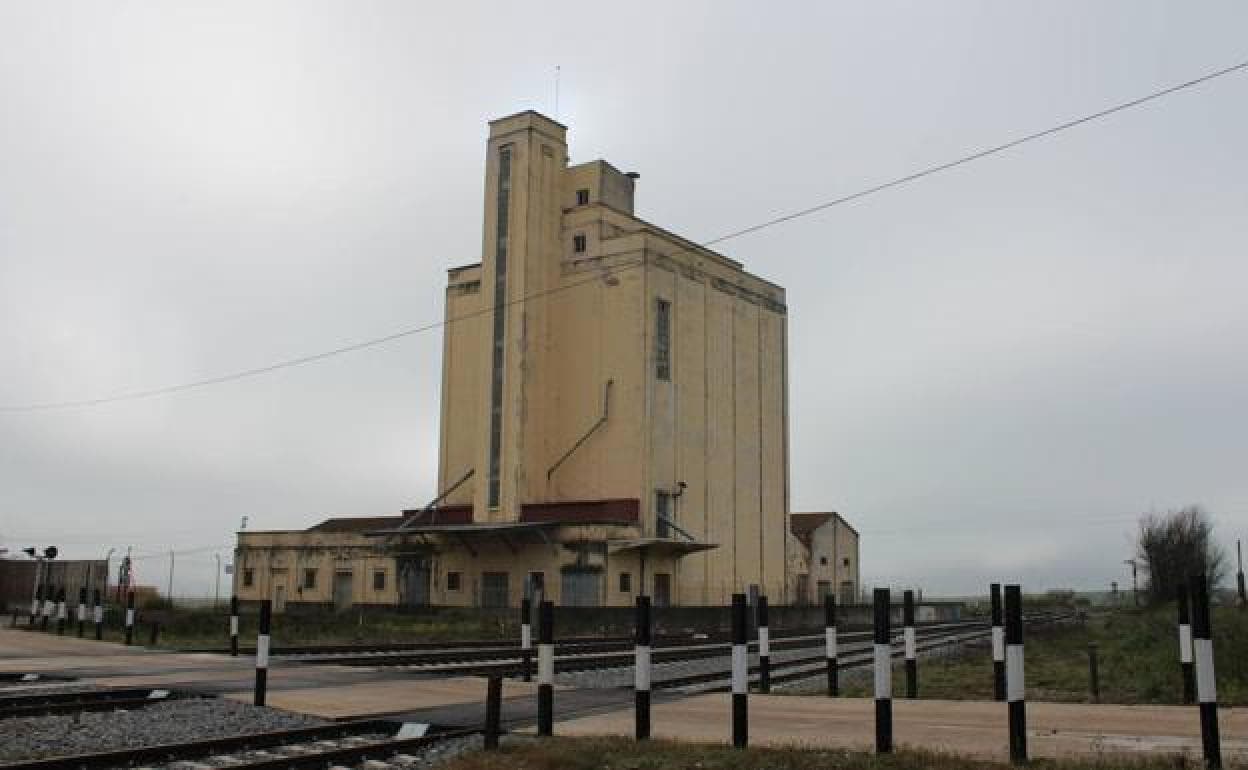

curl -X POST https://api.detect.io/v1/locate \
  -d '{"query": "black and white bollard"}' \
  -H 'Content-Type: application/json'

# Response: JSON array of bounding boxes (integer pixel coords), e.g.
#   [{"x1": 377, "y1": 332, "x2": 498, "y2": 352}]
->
[
  {"x1": 757, "y1": 595, "x2": 771, "y2": 694},
  {"x1": 1005, "y1": 584, "x2": 1027, "y2": 765},
  {"x1": 520, "y1": 597, "x2": 533, "y2": 682},
  {"x1": 731, "y1": 593, "x2": 748, "y2": 748},
  {"x1": 903, "y1": 589, "x2": 917, "y2": 699},
  {"x1": 124, "y1": 591, "x2": 135, "y2": 646},
  {"x1": 29, "y1": 585, "x2": 41, "y2": 627},
  {"x1": 41, "y1": 587, "x2": 52, "y2": 631},
  {"x1": 77, "y1": 586, "x2": 87, "y2": 638},
  {"x1": 230, "y1": 596, "x2": 240, "y2": 657},
  {"x1": 873, "y1": 587, "x2": 892, "y2": 753},
  {"x1": 484, "y1": 675, "x2": 502, "y2": 750},
  {"x1": 254, "y1": 599, "x2": 271, "y2": 707},
  {"x1": 825, "y1": 595, "x2": 839, "y2": 696},
  {"x1": 537, "y1": 600, "x2": 554, "y2": 737},
  {"x1": 92, "y1": 589, "x2": 103, "y2": 641},
  {"x1": 1177, "y1": 583, "x2": 1196, "y2": 705},
  {"x1": 991, "y1": 583, "x2": 1005, "y2": 701},
  {"x1": 56, "y1": 588, "x2": 67, "y2": 635},
  {"x1": 635, "y1": 595, "x2": 652, "y2": 740},
  {"x1": 1191, "y1": 575, "x2": 1221, "y2": 769}
]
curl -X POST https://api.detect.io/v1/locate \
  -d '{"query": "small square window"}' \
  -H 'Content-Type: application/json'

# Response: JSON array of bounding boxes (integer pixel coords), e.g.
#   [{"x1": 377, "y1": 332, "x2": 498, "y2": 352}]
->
[
  {"x1": 843, "y1": 557, "x2": 850, "y2": 567},
  {"x1": 373, "y1": 570, "x2": 386, "y2": 591},
  {"x1": 303, "y1": 568, "x2": 317, "y2": 589},
  {"x1": 242, "y1": 568, "x2": 254, "y2": 588},
  {"x1": 619, "y1": 573, "x2": 632, "y2": 593},
  {"x1": 447, "y1": 571, "x2": 463, "y2": 591},
  {"x1": 573, "y1": 234, "x2": 587, "y2": 253},
  {"x1": 819, "y1": 556, "x2": 828, "y2": 566},
  {"x1": 576, "y1": 188, "x2": 589, "y2": 206}
]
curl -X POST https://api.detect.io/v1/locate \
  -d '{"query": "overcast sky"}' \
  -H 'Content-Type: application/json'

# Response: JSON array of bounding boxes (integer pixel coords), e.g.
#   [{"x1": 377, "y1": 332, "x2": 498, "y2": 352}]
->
[{"x1": 2, "y1": 1, "x2": 1246, "y2": 598}]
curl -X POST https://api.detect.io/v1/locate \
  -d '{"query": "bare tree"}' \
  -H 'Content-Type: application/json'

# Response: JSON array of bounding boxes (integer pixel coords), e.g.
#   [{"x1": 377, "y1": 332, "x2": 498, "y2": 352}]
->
[{"x1": 1136, "y1": 506, "x2": 1227, "y2": 605}]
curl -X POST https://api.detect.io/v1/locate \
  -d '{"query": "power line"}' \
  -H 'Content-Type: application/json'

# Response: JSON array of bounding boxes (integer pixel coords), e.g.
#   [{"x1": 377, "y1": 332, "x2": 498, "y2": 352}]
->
[
  {"x1": 703, "y1": 57, "x2": 1248, "y2": 245},
  {"x1": 3, "y1": 57, "x2": 1246, "y2": 414}
]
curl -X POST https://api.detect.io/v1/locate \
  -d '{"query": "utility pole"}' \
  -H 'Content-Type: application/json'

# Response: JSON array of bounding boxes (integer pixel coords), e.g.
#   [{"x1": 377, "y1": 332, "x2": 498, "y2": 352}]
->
[
  {"x1": 1237, "y1": 539, "x2": 1246, "y2": 609},
  {"x1": 168, "y1": 550, "x2": 175, "y2": 603},
  {"x1": 1123, "y1": 559, "x2": 1139, "y2": 607},
  {"x1": 214, "y1": 554, "x2": 222, "y2": 609}
]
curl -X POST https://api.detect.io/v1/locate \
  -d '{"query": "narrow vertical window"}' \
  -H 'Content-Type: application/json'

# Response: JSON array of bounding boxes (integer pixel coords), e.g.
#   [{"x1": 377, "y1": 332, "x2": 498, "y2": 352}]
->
[
  {"x1": 655, "y1": 298, "x2": 671, "y2": 381},
  {"x1": 576, "y1": 188, "x2": 589, "y2": 206},
  {"x1": 487, "y1": 146, "x2": 512, "y2": 509},
  {"x1": 573, "y1": 234, "x2": 587, "y2": 253}
]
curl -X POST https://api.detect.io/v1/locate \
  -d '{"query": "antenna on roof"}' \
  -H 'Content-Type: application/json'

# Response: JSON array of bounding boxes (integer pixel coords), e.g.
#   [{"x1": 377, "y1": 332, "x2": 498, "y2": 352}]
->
[{"x1": 554, "y1": 65, "x2": 561, "y2": 119}]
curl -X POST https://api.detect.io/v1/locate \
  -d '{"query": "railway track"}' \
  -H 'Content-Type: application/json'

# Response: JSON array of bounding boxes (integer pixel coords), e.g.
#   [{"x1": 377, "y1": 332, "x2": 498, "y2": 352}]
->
[
  {"x1": 0, "y1": 687, "x2": 188, "y2": 719},
  {"x1": 4, "y1": 719, "x2": 480, "y2": 770}
]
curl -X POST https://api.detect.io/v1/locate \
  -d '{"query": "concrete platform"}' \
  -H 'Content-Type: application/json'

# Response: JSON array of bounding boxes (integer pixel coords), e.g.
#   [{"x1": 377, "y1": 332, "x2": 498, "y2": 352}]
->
[
  {"x1": 547, "y1": 694, "x2": 1248, "y2": 761},
  {"x1": 223, "y1": 676, "x2": 549, "y2": 719}
]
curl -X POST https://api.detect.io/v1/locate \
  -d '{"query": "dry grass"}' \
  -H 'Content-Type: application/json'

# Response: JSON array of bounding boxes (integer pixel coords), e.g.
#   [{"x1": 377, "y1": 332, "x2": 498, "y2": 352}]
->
[{"x1": 439, "y1": 736, "x2": 1242, "y2": 770}]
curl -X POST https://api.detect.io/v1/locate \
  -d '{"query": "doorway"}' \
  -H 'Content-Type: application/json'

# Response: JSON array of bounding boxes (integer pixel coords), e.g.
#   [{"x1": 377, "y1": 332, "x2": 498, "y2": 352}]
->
[
  {"x1": 653, "y1": 573, "x2": 671, "y2": 608},
  {"x1": 481, "y1": 572, "x2": 509, "y2": 608},
  {"x1": 333, "y1": 571, "x2": 353, "y2": 611},
  {"x1": 397, "y1": 557, "x2": 431, "y2": 607}
]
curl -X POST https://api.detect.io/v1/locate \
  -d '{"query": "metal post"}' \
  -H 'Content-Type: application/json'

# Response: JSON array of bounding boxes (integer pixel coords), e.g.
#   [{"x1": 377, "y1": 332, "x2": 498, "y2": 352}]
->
[
  {"x1": 873, "y1": 587, "x2": 892, "y2": 753},
  {"x1": 254, "y1": 599, "x2": 271, "y2": 707},
  {"x1": 1237, "y1": 540, "x2": 1246, "y2": 609},
  {"x1": 520, "y1": 597, "x2": 532, "y2": 682},
  {"x1": 484, "y1": 675, "x2": 502, "y2": 750},
  {"x1": 124, "y1": 591, "x2": 135, "y2": 646},
  {"x1": 230, "y1": 595, "x2": 240, "y2": 656},
  {"x1": 1191, "y1": 575, "x2": 1221, "y2": 769},
  {"x1": 28, "y1": 558, "x2": 42, "y2": 626},
  {"x1": 92, "y1": 589, "x2": 103, "y2": 640},
  {"x1": 41, "y1": 586, "x2": 52, "y2": 631},
  {"x1": 76, "y1": 586, "x2": 87, "y2": 638},
  {"x1": 991, "y1": 583, "x2": 1005, "y2": 701},
  {"x1": 731, "y1": 593, "x2": 748, "y2": 748},
  {"x1": 1005, "y1": 584, "x2": 1027, "y2": 765},
  {"x1": 757, "y1": 595, "x2": 771, "y2": 694},
  {"x1": 825, "y1": 595, "x2": 838, "y2": 696},
  {"x1": 635, "y1": 595, "x2": 651, "y2": 740},
  {"x1": 1178, "y1": 583, "x2": 1196, "y2": 704},
  {"x1": 903, "y1": 589, "x2": 917, "y2": 699},
  {"x1": 1087, "y1": 643, "x2": 1100, "y2": 703},
  {"x1": 537, "y1": 600, "x2": 554, "y2": 737}
]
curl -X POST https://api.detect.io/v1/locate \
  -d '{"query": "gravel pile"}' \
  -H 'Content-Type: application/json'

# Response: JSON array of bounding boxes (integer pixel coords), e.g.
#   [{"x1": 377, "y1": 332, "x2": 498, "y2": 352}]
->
[{"x1": 0, "y1": 697, "x2": 326, "y2": 762}]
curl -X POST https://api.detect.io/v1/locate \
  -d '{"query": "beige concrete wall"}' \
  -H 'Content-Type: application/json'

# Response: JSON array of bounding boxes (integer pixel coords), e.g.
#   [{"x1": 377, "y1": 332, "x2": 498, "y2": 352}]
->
[
  {"x1": 439, "y1": 265, "x2": 486, "y2": 505},
  {"x1": 234, "y1": 531, "x2": 398, "y2": 609}
]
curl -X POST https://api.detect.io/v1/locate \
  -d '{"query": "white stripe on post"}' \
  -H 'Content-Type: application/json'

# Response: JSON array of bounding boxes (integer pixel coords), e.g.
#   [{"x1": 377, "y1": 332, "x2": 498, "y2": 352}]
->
[
  {"x1": 992, "y1": 626, "x2": 1005, "y2": 661},
  {"x1": 538, "y1": 643, "x2": 554, "y2": 683},
  {"x1": 635, "y1": 645, "x2": 651, "y2": 690},
  {"x1": 873, "y1": 643, "x2": 892, "y2": 699},
  {"x1": 521, "y1": 624, "x2": 531, "y2": 649},
  {"x1": 904, "y1": 627, "x2": 916, "y2": 660},
  {"x1": 126, "y1": 608, "x2": 135, "y2": 627},
  {"x1": 256, "y1": 635, "x2": 271, "y2": 668},
  {"x1": 93, "y1": 605, "x2": 103, "y2": 624},
  {"x1": 1194, "y1": 638, "x2": 1216, "y2": 704},
  {"x1": 1179, "y1": 624, "x2": 1193, "y2": 664},
  {"x1": 1006, "y1": 645, "x2": 1025, "y2": 702},
  {"x1": 826, "y1": 627, "x2": 837, "y2": 658},
  {"x1": 758, "y1": 626, "x2": 770, "y2": 658},
  {"x1": 230, "y1": 616, "x2": 239, "y2": 638},
  {"x1": 731, "y1": 645, "x2": 748, "y2": 694}
]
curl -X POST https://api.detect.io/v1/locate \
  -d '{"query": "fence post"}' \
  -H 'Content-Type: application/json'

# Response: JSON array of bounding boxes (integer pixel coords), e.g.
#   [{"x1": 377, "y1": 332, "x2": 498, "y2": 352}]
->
[
  {"x1": 124, "y1": 591, "x2": 135, "y2": 646},
  {"x1": 521, "y1": 597, "x2": 532, "y2": 683},
  {"x1": 77, "y1": 586, "x2": 87, "y2": 638},
  {"x1": 1087, "y1": 642, "x2": 1100, "y2": 703},
  {"x1": 1005, "y1": 584, "x2": 1027, "y2": 765},
  {"x1": 731, "y1": 593, "x2": 748, "y2": 748},
  {"x1": 56, "y1": 588, "x2": 67, "y2": 635},
  {"x1": 1191, "y1": 575, "x2": 1221, "y2": 769},
  {"x1": 903, "y1": 589, "x2": 917, "y2": 699},
  {"x1": 537, "y1": 600, "x2": 554, "y2": 737},
  {"x1": 92, "y1": 589, "x2": 103, "y2": 641},
  {"x1": 991, "y1": 583, "x2": 1005, "y2": 701},
  {"x1": 254, "y1": 599, "x2": 271, "y2": 706},
  {"x1": 873, "y1": 587, "x2": 892, "y2": 753},
  {"x1": 230, "y1": 595, "x2": 240, "y2": 656},
  {"x1": 757, "y1": 595, "x2": 771, "y2": 694},
  {"x1": 635, "y1": 595, "x2": 651, "y2": 740},
  {"x1": 825, "y1": 595, "x2": 838, "y2": 696},
  {"x1": 484, "y1": 675, "x2": 502, "y2": 750},
  {"x1": 1177, "y1": 583, "x2": 1195, "y2": 704}
]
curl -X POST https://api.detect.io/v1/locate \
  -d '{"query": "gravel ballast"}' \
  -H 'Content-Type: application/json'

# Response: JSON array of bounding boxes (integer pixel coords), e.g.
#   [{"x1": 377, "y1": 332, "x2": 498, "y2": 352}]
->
[{"x1": 0, "y1": 697, "x2": 326, "y2": 762}]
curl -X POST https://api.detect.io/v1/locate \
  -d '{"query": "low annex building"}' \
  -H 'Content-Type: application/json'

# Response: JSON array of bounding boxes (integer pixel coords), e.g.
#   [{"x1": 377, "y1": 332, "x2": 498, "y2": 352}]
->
[{"x1": 235, "y1": 111, "x2": 858, "y2": 610}]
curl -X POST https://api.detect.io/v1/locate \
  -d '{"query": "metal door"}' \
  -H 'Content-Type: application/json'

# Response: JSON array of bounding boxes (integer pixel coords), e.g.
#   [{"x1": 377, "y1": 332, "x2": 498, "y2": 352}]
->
[
  {"x1": 397, "y1": 558, "x2": 430, "y2": 607},
  {"x1": 333, "y1": 571, "x2": 353, "y2": 610},
  {"x1": 560, "y1": 569, "x2": 601, "y2": 607},
  {"x1": 652, "y1": 573, "x2": 671, "y2": 608},
  {"x1": 481, "y1": 572, "x2": 509, "y2": 608}
]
